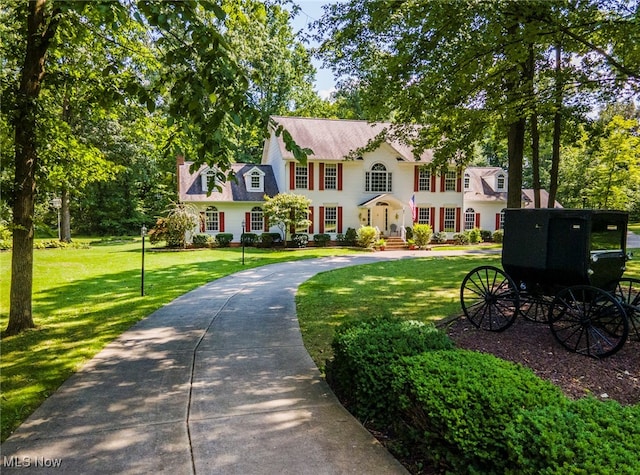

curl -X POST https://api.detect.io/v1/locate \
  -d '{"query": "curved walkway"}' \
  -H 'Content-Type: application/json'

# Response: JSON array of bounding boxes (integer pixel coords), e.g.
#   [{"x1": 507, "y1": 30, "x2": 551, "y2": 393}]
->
[{"x1": 4, "y1": 251, "x2": 468, "y2": 474}]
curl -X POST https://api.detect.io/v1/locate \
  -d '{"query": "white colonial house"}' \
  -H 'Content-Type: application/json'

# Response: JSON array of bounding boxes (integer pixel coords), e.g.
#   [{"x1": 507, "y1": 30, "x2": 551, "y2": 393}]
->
[{"x1": 177, "y1": 116, "x2": 560, "y2": 243}]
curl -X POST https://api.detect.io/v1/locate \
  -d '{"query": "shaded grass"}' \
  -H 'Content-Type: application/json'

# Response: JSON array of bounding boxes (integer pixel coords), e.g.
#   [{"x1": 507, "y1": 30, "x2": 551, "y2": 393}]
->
[
  {"x1": 0, "y1": 242, "x2": 357, "y2": 441},
  {"x1": 297, "y1": 249, "x2": 640, "y2": 372}
]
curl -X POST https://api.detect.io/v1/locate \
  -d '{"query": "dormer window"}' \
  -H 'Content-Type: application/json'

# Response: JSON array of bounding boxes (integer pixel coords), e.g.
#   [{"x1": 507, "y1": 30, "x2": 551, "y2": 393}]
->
[
  {"x1": 201, "y1": 168, "x2": 217, "y2": 193},
  {"x1": 496, "y1": 173, "x2": 506, "y2": 191},
  {"x1": 244, "y1": 167, "x2": 265, "y2": 192}
]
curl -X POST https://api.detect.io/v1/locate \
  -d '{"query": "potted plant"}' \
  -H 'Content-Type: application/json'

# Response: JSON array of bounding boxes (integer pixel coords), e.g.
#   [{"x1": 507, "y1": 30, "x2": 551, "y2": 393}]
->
[
  {"x1": 376, "y1": 238, "x2": 387, "y2": 250},
  {"x1": 406, "y1": 239, "x2": 416, "y2": 250}
]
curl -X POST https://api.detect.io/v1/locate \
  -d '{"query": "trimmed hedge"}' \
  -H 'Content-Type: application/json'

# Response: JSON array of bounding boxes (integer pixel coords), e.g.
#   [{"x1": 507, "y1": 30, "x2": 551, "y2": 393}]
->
[
  {"x1": 504, "y1": 397, "x2": 640, "y2": 474},
  {"x1": 326, "y1": 316, "x2": 454, "y2": 427},
  {"x1": 313, "y1": 233, "x2": 331, "y2": 247},
  {"x1": 391, "y1": 350, "x2": 566, "y2": 474},
  {"x1": 215, "y1": 233, "x2": 233, "y2": 247}
]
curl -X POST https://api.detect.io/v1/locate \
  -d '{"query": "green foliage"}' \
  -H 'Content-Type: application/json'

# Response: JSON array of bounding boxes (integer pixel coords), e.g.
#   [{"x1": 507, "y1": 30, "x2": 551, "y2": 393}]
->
[
  {"x1": 292, "y1": 233, "x2": 309, "y2": 248},
  {"x1": 0, "y1": 222, "x2": 11, "y2": 250},
  {"x1": 241, "y1": 233, "x2": 258, "y2": 246},
  {"x1": 480, "y1": 229, "x2": 493, "y2": 242},
  {"x1": 432, "y1": 231, "x2": 448, "y2": 244},
  {"x1": 453, "y1": 232, "x2": 469, "y2": 245},
  {"x1": 258, "y1": 232, "x2": 281, "y2": 248},
  {"x1": 356, "y1": 225, "x2": 378, "y2": 248},
  {"x1": 391, "y1": 350, "x2": 566, "y2": 474},
  {"x1": 412, "y1": 223, "x2": 432, "y2": 249},
  {"x1": 262, "y1": 193, "x2": 312, "y2": 247},
  {"x1": 149, "y1": 203, "x2": 198, "y2": 248},
  {"x1": 405, "y1": 226, "x2": 413, "y2": 240},
  {"x1": 504, "y1": 398, "x2": 640, "y2": 475},
  {"x1": 493, "y1": 229, "x2": 504, "y2": 243},
  {"x1": 192, "y1": 233, "x2": 213, "y2": 248},
  {"x1": 326, "y1": 316, "x2": 454, "y2": 427},
  {"x1": 313, "y1": 233, "x2": 331, "y2": 247},
  {"x1": 468, "y1": 228, "x2": 482, "y2": 244},
  {"x1": 216, "y1": 233, "x2": 233, "y2": 247}
]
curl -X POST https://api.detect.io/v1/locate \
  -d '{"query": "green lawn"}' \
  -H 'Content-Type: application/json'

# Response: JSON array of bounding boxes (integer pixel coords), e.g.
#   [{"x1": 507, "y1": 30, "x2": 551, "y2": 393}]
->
[{"x1": 0, "y1": 240, "x2": 358, "y2": 441}]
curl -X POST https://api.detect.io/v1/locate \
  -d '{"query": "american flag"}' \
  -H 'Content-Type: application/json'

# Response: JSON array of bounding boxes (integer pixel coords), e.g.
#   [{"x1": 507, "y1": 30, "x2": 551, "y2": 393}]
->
[{"x1": 409, "y1": 195, "x2": 417, "y2": 222}]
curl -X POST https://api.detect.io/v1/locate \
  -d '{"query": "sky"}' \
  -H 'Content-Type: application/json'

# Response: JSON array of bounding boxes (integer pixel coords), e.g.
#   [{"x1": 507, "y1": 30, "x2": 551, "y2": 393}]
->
[{"x1": 288, "y1": 1, "x2": 343, "y2": 99}]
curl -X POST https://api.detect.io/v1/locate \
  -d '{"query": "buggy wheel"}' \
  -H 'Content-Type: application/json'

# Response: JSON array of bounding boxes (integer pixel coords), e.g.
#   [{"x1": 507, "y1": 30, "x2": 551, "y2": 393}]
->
[
  {"x1": 460, "y1": 266, "x2": 519, "y2": 332},
  {"x1": 549, "y1": 285, "x2": 629, "y2": 358},
  {"x1": 611, "y1": 278, "x2": 640, "y2": 341},
  {"x1": 518, "y1": 283, "x2": 553, "y2": 323}
]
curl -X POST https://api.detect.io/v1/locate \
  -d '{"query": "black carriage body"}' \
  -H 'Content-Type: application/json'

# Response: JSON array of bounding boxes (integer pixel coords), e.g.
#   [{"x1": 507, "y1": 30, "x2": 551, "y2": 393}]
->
[{"x1": 502, "y1": 209, "x2": 628, "y2": 293}]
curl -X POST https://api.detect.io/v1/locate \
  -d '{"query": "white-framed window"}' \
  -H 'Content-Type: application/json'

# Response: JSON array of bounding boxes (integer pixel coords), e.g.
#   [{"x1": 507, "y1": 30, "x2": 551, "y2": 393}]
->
[
  {"x1": 250, "y1": 206, "x2": 263, "y2": 232},
  {"x1": 245, "y1": 168, "x2": 264, "y2": 192},
  {"x1": 324, "y1": 163, "x2": 337, "y2": 190},
  {"x1": 497, "y1": 173, "x2": 506, "y2": 191},
  {"x1": 365, "y1": 163, "x2": 392, "y2": 192},
  {"x1": 417, "y1": 207, "x2": 431, "y2": 225},
  {"x1": 295, "y1": 165, "x2": 308, "y2": 189},
  {"x1": 324, "y1": 206, "x2": 337, "y2": 233},
  {"x1": 418, "y1": 168, "x2": 431, "y2": 191},
  {"x1": 499, "y1": 209, "x2": 506, "y2": 230},
  {"x1": 464, "y1": 173, "x2": 470, "y2": 190},
  {"x1": 201, "y1": 168, "x2": 217, "y2": 192},
  {"x1": 465, "y1": 208, "x2": 476, "y2": 230},
  {"x1": 205, "y1": 206, "x2": 219, "y2": 232},
  {"x1": 444, "y1": 171, "x2": 457, "y2": 191},
  {"x1": 444, "y1": 207, "x2": 456, "y2": 232}
]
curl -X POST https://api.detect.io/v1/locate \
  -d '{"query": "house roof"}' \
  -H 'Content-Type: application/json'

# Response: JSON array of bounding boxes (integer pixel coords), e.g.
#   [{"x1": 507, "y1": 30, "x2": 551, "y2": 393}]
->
[
  {"x1": 269, "y1": 116, "x2": 433, "y2": 162},
  {"x1": 463, "y1": 167, "x2": 507, "y2": 202},
  {"x1": 178, "y1": 162, "x2": 279, "y2": 202},
  {"x1": 522, "y1": 189, "x2": 563, "y2": 209}
]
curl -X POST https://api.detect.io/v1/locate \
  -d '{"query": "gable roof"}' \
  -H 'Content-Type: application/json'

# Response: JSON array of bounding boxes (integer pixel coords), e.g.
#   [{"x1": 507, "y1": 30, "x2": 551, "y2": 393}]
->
[
  {"x1": 269, "y1": 116, "x2": 433, "y2": 162},
  {"x1": 463, "y1": 167, "x2": 507, "y2": 202},
  {"x1": 522, "y1": 189, "x2": 563, "y2": 209},
  {"x1": 178, "y1": 162, "x2": 279, "y2": 202}
]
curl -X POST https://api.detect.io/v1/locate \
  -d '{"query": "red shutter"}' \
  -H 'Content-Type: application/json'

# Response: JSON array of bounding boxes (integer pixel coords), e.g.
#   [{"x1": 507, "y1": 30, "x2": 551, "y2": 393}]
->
[
  {"x1": 440, "y1": 175, "x2": 445, "y2": 192},
  {"x1": 439, "y1": 208, "x2": 445, "y2": 232},
  {"x1": 456, "y1": 173, "x2": 462, "y2": 192},
  {"x1": 338, "y1": 207, "x2": 343, "y2": 233},
  {"x1": 495, "y1": 213, "x2": 501, "y2": 230},
  {"x1": 219, "y1": 212, "x2": 225, "y2": 232},
  {"x1": 319, "y1": 164, "x2": 325, "y2": 191},
  {"x1": 308, "y1": 163, "x2": 314, "y2": 190},
  {"x1": 430, "y1": 207, "x2": 436, "y2": 228},
  {"x1": 308, "y1": 206, "x2": 314, "y2": 234},
  {"x1": 431, "y1": 174, "x2": 436, "y2": 192},
  {"x1": 245, "y1": 212, "x2": 251, "y2": 232},
  {"x1": 337, "y1": 163, "x2": 343, "y2": 190},
  {"x1": 475, "y1": 213, "x2": 481, "y2": 229},
  {"x1": 455, "y1": 208, "x2": 461, "y2": 232},
  {"x1": 414, "y1": 167, "x2": 419, "y2": 192},
  {"x1": 289, "y1": 162, "x2": 295, "y2": 190},
  {"x1": 319, "y1": 206, "x2": 325, "y2": 233}
]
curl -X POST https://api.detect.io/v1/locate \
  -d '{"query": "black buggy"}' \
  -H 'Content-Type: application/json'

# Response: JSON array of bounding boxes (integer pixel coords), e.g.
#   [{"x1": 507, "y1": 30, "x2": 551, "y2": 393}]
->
[{"x1": 460, "y1": 209, "x2": 640, "y2": 358}]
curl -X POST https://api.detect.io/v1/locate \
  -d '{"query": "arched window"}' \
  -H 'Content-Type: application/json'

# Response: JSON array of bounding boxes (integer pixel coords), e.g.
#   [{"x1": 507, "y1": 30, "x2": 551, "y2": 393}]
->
[
  {"x1": 250, "y1": 206, "x2": 263, "y2": 232},
  {"x1": 205, "y1": 206, "x2": 219, "y2": 232},
  {"x1": 496, "y1": 173, "x2": 506, "y2": 191},
  {"x1": 201, "y1": 169, "x2": 217, "y2": 193},
  {"x1": 464, "y1": 208, "x2": 476, "y2": 230},
  {"x1": 365, "y1": 163, "x2": 392, "y2": 192}
]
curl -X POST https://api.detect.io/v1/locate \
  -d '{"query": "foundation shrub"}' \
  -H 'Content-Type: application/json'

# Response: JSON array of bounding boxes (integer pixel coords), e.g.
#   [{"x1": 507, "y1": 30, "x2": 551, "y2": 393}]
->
[
  {"x1": 390, "y1": 350, "x2": 566, "y2": 474},
  {"x1": 192, "y1": 233, "x2": 213, "y2": 248},
  {"x1": 468, "y1": 228, "x2": 482, "y2": 244},
  {"x1": 258, "y1": 232, "x2": 281, "y2": 248},
  {"x1": 325, "y1": 316, "x2": 453, "y2": 427},
  {"x1": 493, "y1": 229, "x2": 504, "y2": 243},
  {"x1": 412, "y1": 224, "x2": 432, "y2": 249},
  {"x1": 480, "y1": 229, "x2": 493, "y2": 242},
  {"x1": 241, "y1": 232, "x2": 258, "y2": 246},
  {"x1": 504, "y1": 397, "x2": 640, "y2": 475},
  {"x1": 215, "y1": 233, "x2": 233, "y2": 247},
  {"x1": 313, "y1": 233, "x2": 331, "y2": 247},
  {"x1": 292, "y1": 233, "x2": 309, "y2": 248},
  {"x1": 356, "y1": 225, "x2": 378, "y2": 248}
]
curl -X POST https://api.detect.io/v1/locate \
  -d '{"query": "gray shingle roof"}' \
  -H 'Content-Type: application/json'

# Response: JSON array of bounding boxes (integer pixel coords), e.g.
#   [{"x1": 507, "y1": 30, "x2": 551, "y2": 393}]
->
[
  {"x1": 178, "y1": 162, "x2": 279, "y2": 202},
  {"x1": 270, "y1": 116, "x2": 433, "y2": 162}
]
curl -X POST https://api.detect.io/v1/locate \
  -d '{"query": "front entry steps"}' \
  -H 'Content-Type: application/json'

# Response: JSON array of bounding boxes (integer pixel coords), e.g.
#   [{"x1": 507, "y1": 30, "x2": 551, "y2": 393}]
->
[{"x1": 379, "y1": 236, "x2": 406, "y2": 250}]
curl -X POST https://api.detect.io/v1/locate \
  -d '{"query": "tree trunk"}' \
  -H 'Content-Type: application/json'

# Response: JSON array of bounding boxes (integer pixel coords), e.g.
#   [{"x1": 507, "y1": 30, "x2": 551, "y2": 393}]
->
[
  {"x1": 548, "y1": 42, "x2": 563, "y2": 208},
  {"x1": 60, "y1": 187, "x2": 72, "y2": 242},
  {"x1": 531, "y1": 113, "x2": 541, "y2": 208},
  {"x1": 7, "y1": 0, "x2": 60, "y2": 335},
  {"x1": 507, "y1": 119, "x2": 526, "y2": 209}
]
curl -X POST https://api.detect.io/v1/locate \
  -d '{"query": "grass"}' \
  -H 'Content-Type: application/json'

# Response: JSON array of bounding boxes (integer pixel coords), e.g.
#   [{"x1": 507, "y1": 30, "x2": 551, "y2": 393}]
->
[
  {"x1": 0, "y1": 240, "x2": 358, "y2": 441},
  {"x1": 296, "y1": 246, "x2": 640, "y2": 371},
  {"x1": 629, "y1": 223, "x2": 640, "y2": 235}
]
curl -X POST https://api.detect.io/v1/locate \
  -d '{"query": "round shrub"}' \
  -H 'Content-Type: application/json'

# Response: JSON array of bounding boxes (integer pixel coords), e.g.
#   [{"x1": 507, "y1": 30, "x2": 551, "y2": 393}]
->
[
  {"x1": 413, "y1": 223, "x2": 432, "y2": 249},
  {"x1": 326, "y1": 316, "x2": 454, "y2": 427},
  {"x1": 356, "y1": 225, "x2": 378, "y2": 248},
  {"x1": 192, "y1": 233, "x2": 212, "y2": 248},
  {"x1": 215, "y1": 233, "x2": 233, "y2": 247},
  {"x1": 391, "y1": 350, "x2": 566, "y2": 474},
  {"x1": 493, "y1": 229, "x2": 504, "y2": 243},
  {"x1": 468, "y1": 228, "x2": 482, "y2": 244},
  {"x1": 292, "y1": 233, "x2": 308, "y2": 248},
  {"x1": 313, "y1": 233, "x2": 331, "y2": 247},
  {"x1": 241, "y1": 233, "x2": 258, "y2": 246},
  {"x1": 453, "y1": 232, "x2": 469, "y2": 245},
  {"x1": 432, "y1": 231, "x2": 448, "y2": 244}
]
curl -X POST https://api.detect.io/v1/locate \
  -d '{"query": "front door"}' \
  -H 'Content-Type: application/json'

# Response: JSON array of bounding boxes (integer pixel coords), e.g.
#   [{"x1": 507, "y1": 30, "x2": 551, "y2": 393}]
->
[{"x1": 372, "y1": 202, "x2": 389, "y2": 234}]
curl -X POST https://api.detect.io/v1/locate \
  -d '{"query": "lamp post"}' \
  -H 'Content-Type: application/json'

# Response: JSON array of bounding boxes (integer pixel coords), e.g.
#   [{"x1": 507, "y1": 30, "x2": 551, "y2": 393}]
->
[
  {"x1": 141, "y1": 225, "x2": 147, "y2": 296},
  {"x1": 241, "y1": 220, "x2": 246, "y2": 265},
  {"x1": 50, "y1": 197, "x2": 62, "y2": 240}
]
